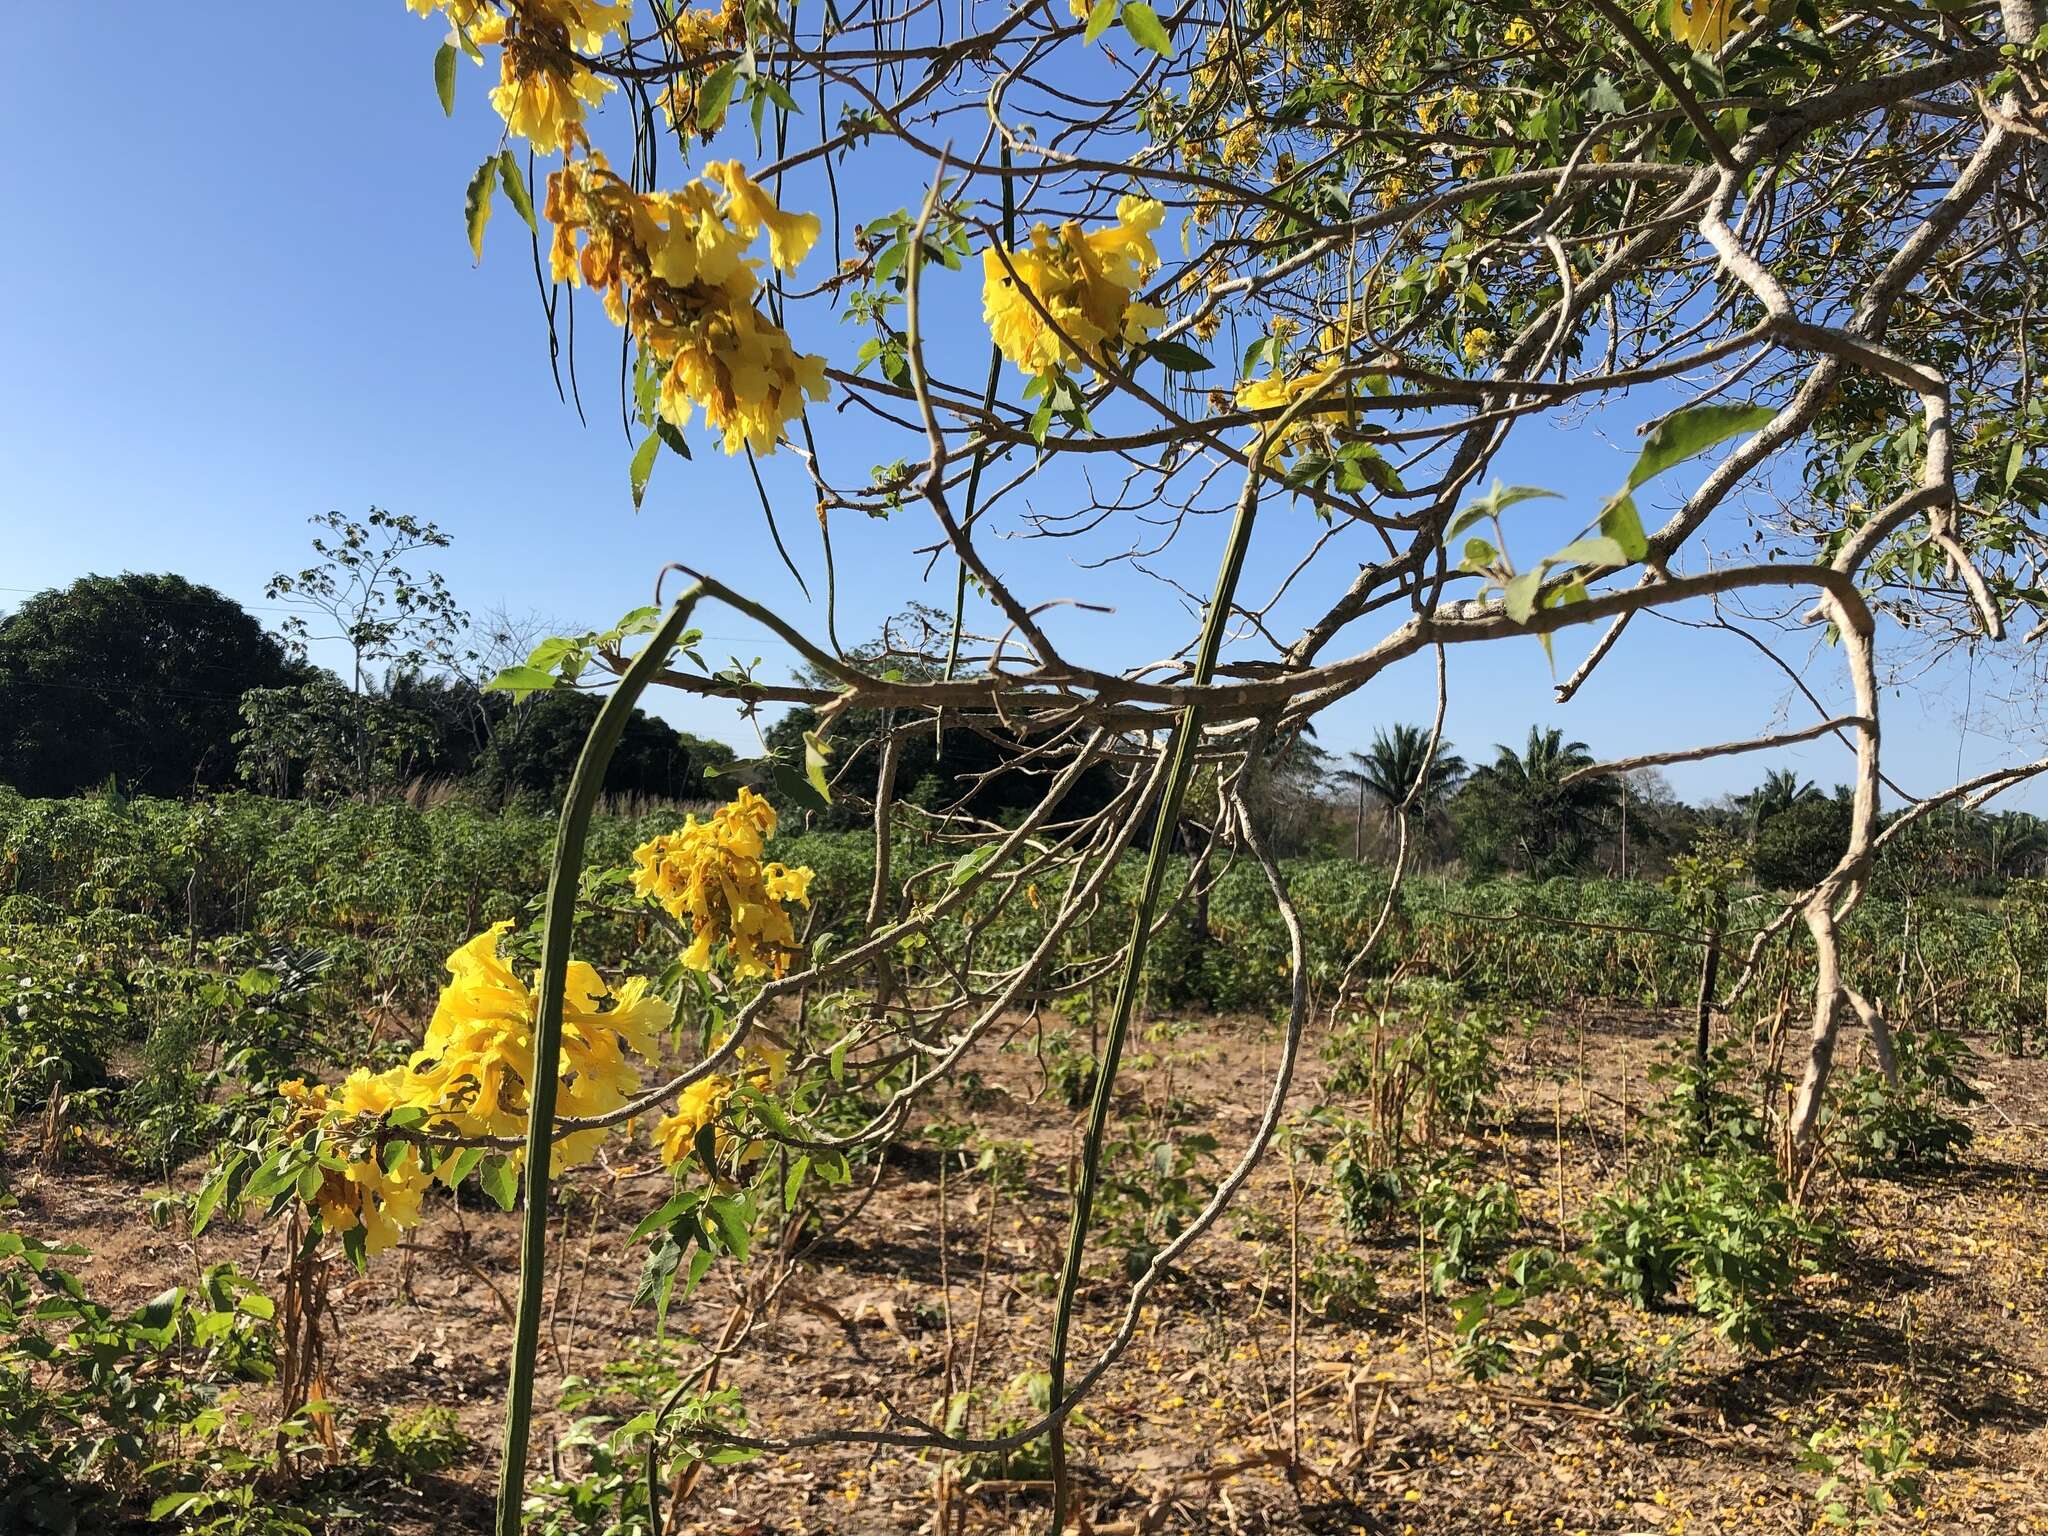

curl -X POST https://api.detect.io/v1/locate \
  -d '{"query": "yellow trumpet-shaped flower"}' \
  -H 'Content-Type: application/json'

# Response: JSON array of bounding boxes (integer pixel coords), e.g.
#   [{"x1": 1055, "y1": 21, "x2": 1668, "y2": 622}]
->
[
  {"x1": 981, "y1": 196, "x2": 1168, "y2": 376},
  {"x1": 406, "y1": 0, "x2": 631, "y2": 155},
  {"x1": 706, "y1": 161, "x2": 822, "y2": 273},
  {"x1": 653, "y1": 1033, "x2": 789, "y2": 1169},
  {"x1": 407, "y1": 922, "x2": 671, "y2": 1168},
  {"x1": 631, "y1": 789, "x2": 816, "y2": 980},
  {"x1": 1236, "y1": 360, "x2": 1358, "y2": 457}
]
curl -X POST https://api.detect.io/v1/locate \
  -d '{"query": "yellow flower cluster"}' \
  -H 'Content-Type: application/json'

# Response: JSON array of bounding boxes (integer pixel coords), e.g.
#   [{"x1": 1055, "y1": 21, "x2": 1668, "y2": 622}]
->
[
  {"x1": 407, "y1": 0, "x2": 632, "y2": 156},
  {"x1": 656, "y1": 0, "x2": 747, "y2": 132},
  {"x1": 403, "y1": 0, "x2": 828, "y2": 457},
  {"x1": 630, "y1": 788, "x2": 816, "y2": 979},
  {"x1": 652, "y1": 1034, "x2": 788, "y2": 1169},
  {"x1": 544, "y1": 155, "x2": 828, "y2": 453},
  {"x1": 981, "y1": 196, "x2": 1169, "y2": 376},
  {"x1": 277, "y1": 921, "x2": 669, "y2": 1253},
  {"x1": 1236, "y1": 362, "x2": 1357, "y2": 457}
]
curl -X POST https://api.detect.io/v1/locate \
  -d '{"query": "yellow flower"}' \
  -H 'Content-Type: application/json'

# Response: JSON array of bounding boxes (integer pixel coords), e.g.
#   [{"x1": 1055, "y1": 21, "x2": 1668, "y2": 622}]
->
[
  {"x1": 706, "y1": 161, "x2": 822, "y2": 273},
  {"x1": 981, "y1": 197, "x2": 1168, "y2": 376},
  {"x1": 1462, "y1": 327, "x2": 1497, "y2": 364},
  {"x1": 1503, "y1": 17, "x2": 1537, "y2": 47},
  {"x1": 407, "y1": 922, "x2": 671, "y2": 1168},
  {"x1": 656, "y1": 1077, "x2": 733, "y2": 1166},
  {"x1": 1235, "y1": 359, "x2": 1364, "y2": 456},
  {"x1": 411, "y1": 0, "x2": 633, "y2": 156},
  {"x1": 631, "y1": 789, "x2": 816, "y2": 979}
]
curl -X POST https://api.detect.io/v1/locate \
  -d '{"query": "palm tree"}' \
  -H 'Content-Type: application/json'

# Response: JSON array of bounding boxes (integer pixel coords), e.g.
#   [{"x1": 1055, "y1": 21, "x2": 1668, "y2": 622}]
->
[
  {"x1": 1334, "y1": 725, "x2": 1465, "y2": 860},
  {"x1": 1738, "y1": 767, "x2": 1824, "y2": 844},
  {"x1": 1987, "y1": 811, "x2": 2048, "y2": 881},
  {"x1": 1468, "y1": 726, "x2": 1620, "y2": 874}
]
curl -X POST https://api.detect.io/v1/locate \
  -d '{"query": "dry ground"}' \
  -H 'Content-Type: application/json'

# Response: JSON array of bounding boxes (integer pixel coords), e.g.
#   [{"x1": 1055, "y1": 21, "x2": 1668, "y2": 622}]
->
[{"x1": 10, "y1": 1001, "x2": 2048, "y2": 1536}]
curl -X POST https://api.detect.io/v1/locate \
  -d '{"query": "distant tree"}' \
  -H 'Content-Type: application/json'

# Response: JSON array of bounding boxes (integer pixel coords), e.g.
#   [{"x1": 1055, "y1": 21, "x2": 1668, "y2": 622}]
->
[
  {"x1": 1752, "y1": 794, "x2": 1854, "y2": 890},
  {"x1": 1737, "y1": 767, "x2": 1826, "y2": 845},
  {"x1": 0, "y1": 573, "x2": 299, "y2": 797},
  {"x1": 1455, "y1": 726, "x2": 1619, "y2": 876},
  {"x1": 267, "y1": 509, "x2": 471, "y2": 691},
  {"x1": 263, "y1": 509, "x2": 473, "y2": 793},
  {"x1": 1985, "y1": 812, "x2": 2048, "y2": 883},
  {"x1": 235, "y1": 675, "x2": 436, "y2": 799},
  {"x1": 476, "y1": 690, "x2": 730, "y2": 802},
  {"x1": 764, "y1": 609, "x2": 1117, "y2": 828},
  {"x1": 1334, "y1": 724, "x2": 1466, "y2": 860}
]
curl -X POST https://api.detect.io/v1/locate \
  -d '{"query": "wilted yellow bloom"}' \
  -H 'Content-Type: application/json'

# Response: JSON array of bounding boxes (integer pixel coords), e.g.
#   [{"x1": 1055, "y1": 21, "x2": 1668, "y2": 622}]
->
[
  {"x1": 981, "y1": 196, "x2": 1168, "y2": 376},
  {"x1": 631, "y1": 789, "x2": 817, "y2": 980}
]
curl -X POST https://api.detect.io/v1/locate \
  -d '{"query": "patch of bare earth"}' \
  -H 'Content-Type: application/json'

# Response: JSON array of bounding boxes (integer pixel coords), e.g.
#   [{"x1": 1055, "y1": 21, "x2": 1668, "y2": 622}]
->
[{"x1": 10, "y1": 1004, "x2": 2047, "y2": 1535}]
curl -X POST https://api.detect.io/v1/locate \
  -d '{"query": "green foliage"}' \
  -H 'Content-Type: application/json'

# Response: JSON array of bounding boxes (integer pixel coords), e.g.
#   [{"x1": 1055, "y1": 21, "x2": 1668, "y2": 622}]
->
[
  {"x1": 0, "y1": 943, "x2": 123, "y2": 1114},
  {"x1": 0, "y1": 574, "x2": 299, "y2": 798},
  {"x1": 1841, "y1": 1024, "x2": 1981, "y2": 1175},
  {"x1": 1094, "y1": 1121, "x2": 1219, "y2": 1277},
  {"x1": 1584, "y1": 1150, "x2": 1828, "y2": 1351},
  {"x1": 1801, "y1": 1396, "x2": 1929, "y2": 1525},
  {"x1": 526, "y1": 1345, "x2": 758, "y2": 1536},
  {"x1": 351, "y1": 1404, "x2": 471, "y2": 1479},
  {"x1": 0, "y1": 1231, "x2": 283, "y2": 1531},
  {"x1": 1753, "y1": 794, "x2": 1853, "y2": 891},
  {"x1": 1331, "y1": 1144, "x2": 1519, "y2": 1293}
]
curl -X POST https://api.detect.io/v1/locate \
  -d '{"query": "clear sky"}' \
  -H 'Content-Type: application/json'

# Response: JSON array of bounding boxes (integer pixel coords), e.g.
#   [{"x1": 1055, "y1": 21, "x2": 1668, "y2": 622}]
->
[{"x1": 1, "y1": 5, "x2": 2031, "y2": 808}]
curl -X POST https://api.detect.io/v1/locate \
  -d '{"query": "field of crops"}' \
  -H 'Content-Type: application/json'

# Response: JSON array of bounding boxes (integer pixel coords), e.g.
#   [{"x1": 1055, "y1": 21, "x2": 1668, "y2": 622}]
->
[{"x1": 3, "y1": 789, "x2": 2046, "y2": 1534}]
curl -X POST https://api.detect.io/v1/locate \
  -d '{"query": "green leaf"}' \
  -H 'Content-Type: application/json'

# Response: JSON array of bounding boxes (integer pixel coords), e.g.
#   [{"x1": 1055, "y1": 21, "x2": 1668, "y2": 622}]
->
[
  {"x1": 463, "y1": 155, "x2": 497, "y2": 262},
  {"x1": 698, "y1": 60, "x2": 740, "y2": 129},
  {"x1": 1504, "y1": 570, "x2": 1542, "y2": 623},
  {"x1": 434, "y1": 43, "x2": 458, "y2": 116},
  {"x1": 1552, "y1": 536, "x2": 1629, "y2": 568},
  {"x1": 772, "y1": 759, "x2": 830, "y2": 815},
  {"x1": 1599, "y1": 495, "x2": 1648, "y2": 561},
  {"x1": 479, "y1": 1154, "x2": 519, "y2": 1212},
  {"x1": 1446, "y1": 480, "x2": 1561, "y2": 541},
  {"x1": 1083, "y1": 0, "x2": 1117, "y2": 43},
  {"x1": 655, "y1": 418, "x2": 694, "y2": 460},
  {"x1": 1143, "y1": 338, "x2": 1214, "y2": 373},
  {"x1": 1120, "y1": 1, "x2": 1175, "y2": 56},
  {"x1": 629, "y1": 432, "x2": 661, "y2": 510},
  {"x1": 1626, "y1": 402, "x2": 1775, "y2": 491},
  {"x1": 631, "y1": 1189, "x2": 699, "y2": 1245},
  {"x1": 948, "y1": 845, "x2": 995, "y2": 887},
  {"x1": 801, "y1": 730, "x2": 834, "y2": 804},
  {"x1": 1460, "y1": 537, "x2": 1498, "y2": 572},
  {"x1": 2005, "y1": 441, "x2": 2026, "y2": 491},
  {"x1": 497, "y1": 151, "x2": 538, "y2": 233},
  {"x1": 487, "y1": 665, "x2": 560, "y2": 699}
]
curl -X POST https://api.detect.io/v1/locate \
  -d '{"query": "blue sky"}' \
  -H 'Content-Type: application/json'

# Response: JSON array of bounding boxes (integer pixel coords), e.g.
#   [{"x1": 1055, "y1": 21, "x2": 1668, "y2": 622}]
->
[{"x1": 0, "y1": 5, "x2": 2027, "y2": 807}]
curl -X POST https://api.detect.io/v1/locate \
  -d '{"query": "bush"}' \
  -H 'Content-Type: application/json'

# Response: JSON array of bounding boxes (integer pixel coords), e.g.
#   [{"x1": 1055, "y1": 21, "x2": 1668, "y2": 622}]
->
[{"x1": 1585, "y1": 1150, "x2": 1828, "y2": 1350}]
